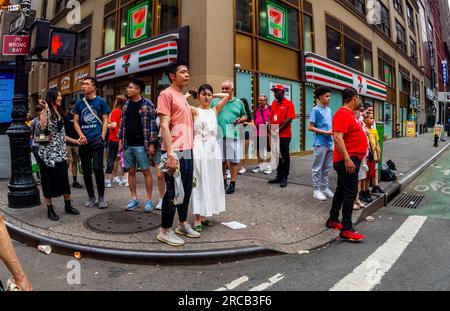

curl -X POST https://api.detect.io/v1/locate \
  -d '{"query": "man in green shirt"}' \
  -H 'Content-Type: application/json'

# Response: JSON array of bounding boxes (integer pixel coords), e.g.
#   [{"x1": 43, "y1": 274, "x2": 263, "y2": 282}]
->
[{"x1": 211, "y1": 80, "x2": 247, "y2": 194}]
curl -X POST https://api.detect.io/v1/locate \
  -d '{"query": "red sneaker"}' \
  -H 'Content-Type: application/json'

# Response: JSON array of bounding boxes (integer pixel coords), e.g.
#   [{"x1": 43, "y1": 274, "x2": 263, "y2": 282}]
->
[
  {"x1": 326, "y1": 220, "x2": 343, "y2": 231},
  {"x1": 340, "y1": 230, "x2": 366, "y2": 242}
]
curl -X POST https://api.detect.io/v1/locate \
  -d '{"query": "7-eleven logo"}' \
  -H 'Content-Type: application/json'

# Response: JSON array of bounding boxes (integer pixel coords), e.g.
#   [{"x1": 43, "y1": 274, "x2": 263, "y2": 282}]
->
[
  {"x1": 131, "y1": 6, "x2": 148, "y2": 39},
  {"x1": 268, "y1": 4, "x2": 285, "y2": 39}
]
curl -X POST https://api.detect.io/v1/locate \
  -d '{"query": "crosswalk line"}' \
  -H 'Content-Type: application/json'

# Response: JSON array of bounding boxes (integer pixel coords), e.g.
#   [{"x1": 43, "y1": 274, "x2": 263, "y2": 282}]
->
[
  {"x1": 215, "y1": 276, "x2": 249, "y2": 291},
  {"x1": 330, "y1": 215, "x2": 428, "y2": 291},
  {"x1": 249, "y1": 274, "x2": 285, "y2": 292}
]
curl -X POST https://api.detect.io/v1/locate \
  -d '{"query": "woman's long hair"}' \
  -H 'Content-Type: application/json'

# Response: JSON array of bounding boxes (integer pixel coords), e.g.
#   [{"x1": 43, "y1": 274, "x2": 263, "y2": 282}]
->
[
  {"x1": 45, "y1": 88, "x2": 62, "y2": 121},
  {"x1": 241, "y1": 98, "x2": 253, "y2": 122},
  {"x1": 115, "y1": 95, "x2": 127, "y2": 110}
]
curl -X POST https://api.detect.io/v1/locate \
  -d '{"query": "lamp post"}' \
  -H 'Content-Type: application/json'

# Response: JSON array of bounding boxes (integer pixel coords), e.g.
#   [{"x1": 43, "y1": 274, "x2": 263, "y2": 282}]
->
[{"x1": 6, "y1": 0, "x2": 40, "y2": 208}]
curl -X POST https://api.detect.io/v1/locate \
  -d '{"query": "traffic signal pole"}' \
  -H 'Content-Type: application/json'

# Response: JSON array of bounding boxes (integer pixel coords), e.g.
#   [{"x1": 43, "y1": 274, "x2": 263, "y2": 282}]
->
[{"x1": 6, "y1": 0, "x2": 41, "y2": 208}]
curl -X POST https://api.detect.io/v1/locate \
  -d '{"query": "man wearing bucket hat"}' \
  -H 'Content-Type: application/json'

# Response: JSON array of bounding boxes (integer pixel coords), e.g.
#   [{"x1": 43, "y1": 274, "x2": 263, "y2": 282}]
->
[{"x1": 268, "y1": 84, "x2": 296, "y2": 188}]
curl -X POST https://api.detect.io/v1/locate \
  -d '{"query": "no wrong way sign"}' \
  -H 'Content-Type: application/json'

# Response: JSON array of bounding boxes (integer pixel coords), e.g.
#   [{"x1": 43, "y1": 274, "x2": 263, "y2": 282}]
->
[{"x1": 2, "y1": 35, "x2": 29, "y2": 55}]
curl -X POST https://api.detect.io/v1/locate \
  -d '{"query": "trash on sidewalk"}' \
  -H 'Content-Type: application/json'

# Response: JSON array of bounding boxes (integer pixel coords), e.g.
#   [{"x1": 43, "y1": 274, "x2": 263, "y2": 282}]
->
[
  {"x1": 297, "y1": 250, "x2": 310, "y2": 255},
  {"x1": 365, "y1": 216, "x2": 375, "y2": 222},
  {"x1": 74, "y1": 252, "x2": 82, "y2": 259},
  {"x1": 37, "y1": 245, "x2": 52, "y2": 255},
  {"x1": 6, "y1": 277, "x2": 21, "y2": 291},
  {"x1": 221, "y1": 221, "x2": 247, "y2": 230}
]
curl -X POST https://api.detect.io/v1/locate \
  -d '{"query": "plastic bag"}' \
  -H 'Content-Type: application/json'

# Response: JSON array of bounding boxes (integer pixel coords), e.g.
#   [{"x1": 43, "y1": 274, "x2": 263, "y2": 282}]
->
[{"x1": 159, "y1": 153, "x2": 184, "y2": 205}]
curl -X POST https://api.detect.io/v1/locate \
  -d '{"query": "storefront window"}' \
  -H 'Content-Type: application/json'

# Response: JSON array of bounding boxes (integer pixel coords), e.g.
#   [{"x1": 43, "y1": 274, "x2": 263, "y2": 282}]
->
[
  {"x1": 104, "y1": 14, "x2": 116, "y2": 55},
  {"x1": 156, "y1": 73, "x2": 171, "y2": 107},
  {"x1": 379, "y1": 60, "x2": 395, "y2": 88},
  {"x1": 75, "y1": 27, "x2": 92, "y2": 66},
  {"x1": 344, "y1": 37, "x2": 361, "y2": 71},
  {"x1": 160, "y1": 0, "x2": 179, "y2": 33},
  {"x1": 258, "y1": 0, "x2": 299, "y2": 49},
  {"x1": 235, "y1": 0, "x2": 252, "y2": 33},
  {"x1": 303, "y1": 14, "x2": 313, "y2": 52},
  {"x1": 363, "y1": 49, "x2": 372, "y2": 76},
  {"x1": 326, "y1": 27, "x2": 341, "y2": 62}
]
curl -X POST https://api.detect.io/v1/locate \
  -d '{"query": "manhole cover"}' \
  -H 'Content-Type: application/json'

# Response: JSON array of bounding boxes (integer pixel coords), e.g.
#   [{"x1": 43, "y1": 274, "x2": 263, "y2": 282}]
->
[
  {"x1": 85, "y1": 211, "x2": 160, "y2": 234},
  {"x1": 391, "y1": 194, "x2": 425, "y2": 209}
]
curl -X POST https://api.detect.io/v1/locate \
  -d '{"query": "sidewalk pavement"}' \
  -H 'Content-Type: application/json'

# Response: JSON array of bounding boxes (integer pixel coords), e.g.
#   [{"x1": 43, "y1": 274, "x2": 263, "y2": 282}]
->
[{"x1": 0, "y1": 133, "x2": 448, "y2": 261}]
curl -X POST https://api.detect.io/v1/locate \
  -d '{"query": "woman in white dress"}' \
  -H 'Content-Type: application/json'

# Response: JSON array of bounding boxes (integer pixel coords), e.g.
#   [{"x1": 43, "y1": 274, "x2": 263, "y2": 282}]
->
[{"x1": 189, "y1": 84, "x2": 230, "y2": 232}]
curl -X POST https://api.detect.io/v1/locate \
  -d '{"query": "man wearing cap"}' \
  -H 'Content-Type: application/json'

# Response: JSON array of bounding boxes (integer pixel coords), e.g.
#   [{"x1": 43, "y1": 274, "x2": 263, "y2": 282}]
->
[{"x1": 268, "y1": 84, "x2": 296, "y2": 188}]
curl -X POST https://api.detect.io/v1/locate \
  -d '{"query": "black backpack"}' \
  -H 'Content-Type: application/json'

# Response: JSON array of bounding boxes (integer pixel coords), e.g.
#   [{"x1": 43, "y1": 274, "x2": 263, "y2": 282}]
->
[{"x1": 381, "y1": 162, "x2": 397, "y2": 182}]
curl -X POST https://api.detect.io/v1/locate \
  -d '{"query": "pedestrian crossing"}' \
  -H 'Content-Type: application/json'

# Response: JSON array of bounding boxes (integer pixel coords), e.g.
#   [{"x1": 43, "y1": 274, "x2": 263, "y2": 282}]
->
[{"x1": 215, "y1": 274, "x2": 285, "y2": 292}]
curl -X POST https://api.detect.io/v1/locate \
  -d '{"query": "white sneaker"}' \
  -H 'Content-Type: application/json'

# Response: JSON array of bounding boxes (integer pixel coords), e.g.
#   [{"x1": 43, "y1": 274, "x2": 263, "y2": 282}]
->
[
  {"x1": 238, "y1": 167, "x2": 246, "y2": 174},
  {"x1": 264, "y1": 169, "x2": 273, "y2": 175},
  {"x1": 156, "y1": 200, "x2": 163, "y2": 210},
  {"x1": 156, "y1": 229, "x2": 185, "y2": 247},
  {"x1": 105, "y1": 180, "x2": 112, "y2": 188},
  {"x1": 226, "y1": 170, "x2": 231, "y2": 179},
  {"x1": 175, "y1": 223, "x2": 201, "y2": 238},
  {"x1": 313, "y1": 190, "x2": 327, "y2": 201},
  {"x1": 323, "y1": 188, "x2": 335, "y2": 199},
  {"x1": 113, "y1": 176, "x2": 122, "y2": 184},
  {"x1": 252, "y1": 166, "x2": 262, "y2": 173},
  {"x1": 119, "y1": 179, "x2": 129, "y2": 187}
]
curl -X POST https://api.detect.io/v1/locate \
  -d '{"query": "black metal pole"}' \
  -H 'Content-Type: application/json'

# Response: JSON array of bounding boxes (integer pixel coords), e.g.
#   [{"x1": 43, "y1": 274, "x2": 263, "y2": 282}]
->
[{"x1": 6, "y1": 1, "x2": 40, "y2": 208}]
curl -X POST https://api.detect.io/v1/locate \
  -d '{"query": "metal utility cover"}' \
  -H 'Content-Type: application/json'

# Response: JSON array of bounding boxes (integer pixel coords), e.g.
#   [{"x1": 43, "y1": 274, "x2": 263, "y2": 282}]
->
[
  {"x1": 85, "y1": 211, "x2": 160, "y2": 234},
  {"x1": 391, "y1": 194, "x2": 425, "y2": 209}
]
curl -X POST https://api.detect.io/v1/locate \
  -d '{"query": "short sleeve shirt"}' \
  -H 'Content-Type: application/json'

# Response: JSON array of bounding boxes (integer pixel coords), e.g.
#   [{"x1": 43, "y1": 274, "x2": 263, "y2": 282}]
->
[
  {"x1": 211, "y1": 97, "x2": 247, "y2": 139},
  {"x1": 109, "y1": 108, "x2": 121, "y2": 143},
  {"x1": 309, "y1": 105, "x2": 333, "y2": 148},
  {"x1": 332, "y1": 107, "x2": 369, "y2": 163},
  {"x1": 270, "y1": 98, "x2": 296, "y2": 138},
  {"x1": 73, "y1": 96, "x2": 110, "y2": 143},
  {"x1": 157, "y1": 87, "x2": 194, "y2": 152}
]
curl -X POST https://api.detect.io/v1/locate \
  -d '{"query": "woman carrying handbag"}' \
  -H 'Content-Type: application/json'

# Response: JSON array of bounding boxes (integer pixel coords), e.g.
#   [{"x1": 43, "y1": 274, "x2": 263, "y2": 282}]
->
[{"x1": 37, "y1": 88, "x2": 81, "y2": 221}]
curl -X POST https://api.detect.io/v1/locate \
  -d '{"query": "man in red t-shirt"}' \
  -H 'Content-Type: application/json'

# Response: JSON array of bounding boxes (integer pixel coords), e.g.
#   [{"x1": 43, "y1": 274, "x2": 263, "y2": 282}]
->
[
  {"x1": 268, "y1": 84, "x2": 296, "y2": 188},
  {"x1": 326, "y1": 88, "x2": 367, "y2": 242}
]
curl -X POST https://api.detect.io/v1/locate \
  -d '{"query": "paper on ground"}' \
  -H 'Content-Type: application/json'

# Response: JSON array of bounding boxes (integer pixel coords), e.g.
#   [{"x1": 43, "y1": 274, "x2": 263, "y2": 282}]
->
[{"x1": 221, "y1": 221, "x2": 247, "y2": 229}]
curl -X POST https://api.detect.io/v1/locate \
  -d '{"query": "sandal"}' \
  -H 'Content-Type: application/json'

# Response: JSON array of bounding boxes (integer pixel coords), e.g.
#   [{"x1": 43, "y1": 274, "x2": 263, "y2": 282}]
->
[
  {"x1": 202, "y1": 220, "x2": 213, "y2": 227},
  {"x1": 193, "y1": 225, "x2": 204, "y2": 232}
]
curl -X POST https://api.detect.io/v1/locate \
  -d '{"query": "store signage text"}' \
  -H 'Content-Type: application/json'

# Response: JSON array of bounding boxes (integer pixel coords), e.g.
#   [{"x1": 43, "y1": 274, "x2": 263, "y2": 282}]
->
[
  {"x1": 305, "y1": 53, "x2": 387, "y2": 101},
  {"x1": 96, "y1": 40, "x2": 178, "y2": 82},
  {"x1": 266, "y1": 1, "x2": 288, "y2": 45},
  {"x1": 73, "y1": 67, "x2": 89, "y2": 89},
  {"x1": 442, "y1": 60, "x2": 448, "y2": 85},
  {"x1": 126, "y1": 1, "x2": 151, "y2": 45}
]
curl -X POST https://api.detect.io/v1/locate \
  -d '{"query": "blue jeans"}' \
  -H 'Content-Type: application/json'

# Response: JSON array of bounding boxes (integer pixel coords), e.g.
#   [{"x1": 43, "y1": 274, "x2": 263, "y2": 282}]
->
[{"x1": 123, "y1": 146, "x2": 150, "y2": 171}]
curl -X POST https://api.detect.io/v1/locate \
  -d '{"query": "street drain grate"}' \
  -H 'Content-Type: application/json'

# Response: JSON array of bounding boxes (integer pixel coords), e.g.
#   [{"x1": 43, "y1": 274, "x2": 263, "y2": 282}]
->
[
  {"x1": 391, "y1": 194, "x2": 425, "y2": 209},
  {"x1": 85, "y1": 211, "x2": 160, "y2": 234}
]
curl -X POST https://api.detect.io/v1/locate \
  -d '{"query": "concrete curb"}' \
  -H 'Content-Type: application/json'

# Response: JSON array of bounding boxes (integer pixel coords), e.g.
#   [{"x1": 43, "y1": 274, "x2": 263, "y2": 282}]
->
[
  {"x1": 4, "y1": 217, "x2": 278, "y2": 263},
  {"x1": 358, "y1": 142, "x2": 450, "y2": 223}
]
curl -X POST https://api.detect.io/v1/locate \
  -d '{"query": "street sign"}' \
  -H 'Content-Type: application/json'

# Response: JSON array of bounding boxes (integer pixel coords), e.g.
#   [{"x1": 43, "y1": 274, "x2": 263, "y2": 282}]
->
[
  {"x1": 2, "y1": 35, "x2": 29, "y2": 55},
  {"x1": 9, "y1": 13, "x2": 25, "y2": 35}
]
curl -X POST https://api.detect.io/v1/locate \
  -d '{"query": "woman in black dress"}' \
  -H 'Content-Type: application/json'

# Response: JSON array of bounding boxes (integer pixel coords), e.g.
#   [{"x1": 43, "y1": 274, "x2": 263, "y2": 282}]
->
[{"x1": 38, "y1": 88, "x2": 80, "y2": 221}]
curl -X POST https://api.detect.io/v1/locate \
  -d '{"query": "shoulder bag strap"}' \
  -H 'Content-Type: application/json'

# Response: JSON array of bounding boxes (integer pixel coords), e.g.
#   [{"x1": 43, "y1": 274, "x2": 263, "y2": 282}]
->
[{"x1": 83, "y1": 97, "x2": 103, "y2": 124}]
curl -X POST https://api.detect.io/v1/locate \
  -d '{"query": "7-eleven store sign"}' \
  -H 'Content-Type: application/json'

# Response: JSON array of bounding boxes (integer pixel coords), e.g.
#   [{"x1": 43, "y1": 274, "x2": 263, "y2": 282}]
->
[
  {"x1": 305, "y1": 53, "x2": 387, "y2": 101},
  {"x1": 96, "y1": 40, "x2": 178, "y2": 82},
  {"x1": 266, "y1": 1, "x2": 288, "y2": 44}
]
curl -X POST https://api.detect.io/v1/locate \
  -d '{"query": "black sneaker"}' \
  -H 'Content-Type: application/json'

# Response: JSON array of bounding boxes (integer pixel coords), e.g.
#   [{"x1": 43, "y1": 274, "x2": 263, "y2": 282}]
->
[
  {"x1": 226, "y1": 183, "x2": 235, "y2": 194},
  {"x1": 280, "y1": 178, "x2": 288, "y2": 188},
  {"x1": 371, "y1": 186, "x2": 385, "y2": 194},
  {"x1": 268, "y1": 177, "x2": 282, "y2": 184},
  {"x1": 360, "y1": 191, "x2": 373, "y2": 203},
  {"x1": 72, "y1": 181, "x2": 83, "y2": 189}
]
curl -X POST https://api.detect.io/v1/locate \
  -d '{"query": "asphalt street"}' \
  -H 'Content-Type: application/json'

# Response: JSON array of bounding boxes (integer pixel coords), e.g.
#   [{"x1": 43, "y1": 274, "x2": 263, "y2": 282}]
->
[{"x1": 2, "y1": 151, "x2": 450, "y2": 292}]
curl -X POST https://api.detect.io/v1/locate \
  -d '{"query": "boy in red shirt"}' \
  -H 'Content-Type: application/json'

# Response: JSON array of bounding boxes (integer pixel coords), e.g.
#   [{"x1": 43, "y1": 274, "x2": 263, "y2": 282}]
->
[
  {"x1": 268, "y1": 84, "x2": 296, "y2": 188},
  {"x1": 326, "y1": 88, "x2": 367, "y2": 242}
]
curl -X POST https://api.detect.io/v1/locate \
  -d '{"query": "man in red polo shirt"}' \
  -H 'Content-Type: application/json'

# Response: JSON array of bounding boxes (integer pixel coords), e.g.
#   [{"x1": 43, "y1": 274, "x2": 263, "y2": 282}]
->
[
  {"x1": 268, "y1": 84, "x2": 296, "y2": 188},
  {"x1": 326, "y1": 88, "x2": 367, "y2": 242}
]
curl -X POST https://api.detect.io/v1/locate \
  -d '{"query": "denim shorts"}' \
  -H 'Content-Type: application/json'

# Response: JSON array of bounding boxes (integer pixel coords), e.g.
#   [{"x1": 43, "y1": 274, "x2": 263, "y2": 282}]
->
[{"x1": 123, "y1": 146, "x2": 150, "y2": 171}]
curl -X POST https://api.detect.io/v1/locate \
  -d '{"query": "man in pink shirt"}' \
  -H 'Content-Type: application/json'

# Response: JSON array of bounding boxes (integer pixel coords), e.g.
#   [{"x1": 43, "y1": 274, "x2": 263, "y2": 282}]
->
[{"x1": 156, "y1": 62, "x2": 200, "y2": 247}]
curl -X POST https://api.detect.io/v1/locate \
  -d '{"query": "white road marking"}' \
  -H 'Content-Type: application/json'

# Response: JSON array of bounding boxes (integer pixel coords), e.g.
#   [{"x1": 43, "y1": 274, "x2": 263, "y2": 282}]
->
[
  {"x1": 249, "y1": 274, "x2": 285, "y2": 292},
  {"x1": 215, "y1": 276, "x2": 249, "y2": 291},
  {"x1": 330, "y1": 216, "x2": 427, "y2": 291}
]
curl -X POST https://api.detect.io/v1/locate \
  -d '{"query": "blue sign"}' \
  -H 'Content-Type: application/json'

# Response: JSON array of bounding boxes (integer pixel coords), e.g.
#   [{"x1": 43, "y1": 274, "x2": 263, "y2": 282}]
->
[
  {"x1": 442, "y1": 61, "x2": 448, "y2": 85},
  {"x1": 0, "y1": 74, "x2": 15, "y2": 123}
]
